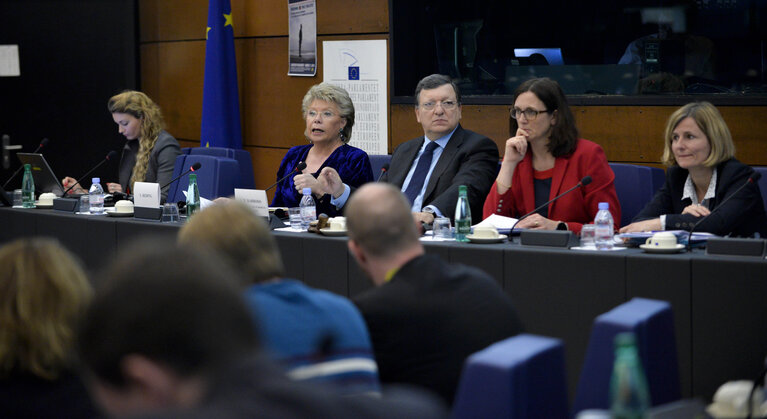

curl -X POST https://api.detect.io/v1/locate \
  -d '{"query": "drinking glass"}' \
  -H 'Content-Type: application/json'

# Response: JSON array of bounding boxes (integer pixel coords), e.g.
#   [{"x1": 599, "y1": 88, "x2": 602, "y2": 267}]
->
[
  {"x1": 581, "y1": 224, "x2": 596, "y2": 247},
  {"x1": 78, "y1": 195, "x2": 90, "y2": 213},
  {"x1": 433, "y1": 217, "x2": 452, "y2": 239},
  {"x1": 288, "y1": 207, "x2": 302, "y2": 230},
  {"x1": 161, "y1": 203, "x2": 180, "y2": 223},
  {"x1": 12, "y1": 189, "x2": 22, "y2": 207}
]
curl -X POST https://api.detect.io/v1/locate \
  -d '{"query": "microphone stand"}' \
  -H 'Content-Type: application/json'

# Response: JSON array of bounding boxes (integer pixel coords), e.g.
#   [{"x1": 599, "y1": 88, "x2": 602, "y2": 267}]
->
[
  {"x1": 686, "y1": 172, "x2": 761, "y2": 251},
  {"x1": 507, "y1": 176, "x2": 592, "y2": 241}
]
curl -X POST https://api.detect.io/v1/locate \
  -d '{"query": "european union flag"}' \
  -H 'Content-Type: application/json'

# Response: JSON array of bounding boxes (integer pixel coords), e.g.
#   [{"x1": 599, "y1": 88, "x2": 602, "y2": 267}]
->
[{"x1": 201, "y1": 0, "x2": 242, "y2": 149}]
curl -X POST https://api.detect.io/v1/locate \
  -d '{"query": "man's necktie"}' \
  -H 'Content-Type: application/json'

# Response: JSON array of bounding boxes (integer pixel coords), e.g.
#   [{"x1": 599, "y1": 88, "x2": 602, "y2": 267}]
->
[{"x1": 403, "y1": 140, "x2": 439, "y2": 205}]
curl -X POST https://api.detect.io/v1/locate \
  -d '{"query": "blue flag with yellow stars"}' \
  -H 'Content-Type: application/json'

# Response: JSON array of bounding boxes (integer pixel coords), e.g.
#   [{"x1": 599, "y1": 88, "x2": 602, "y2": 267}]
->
[{"x1": 201, "y1": 0, "x2": 242, "y2": 149}]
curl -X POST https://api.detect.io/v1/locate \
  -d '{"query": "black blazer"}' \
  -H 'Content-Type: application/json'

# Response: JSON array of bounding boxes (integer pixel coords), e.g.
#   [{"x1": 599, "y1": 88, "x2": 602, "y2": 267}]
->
[
  {"x1": 633, "y1": 158, "x2": 767, "y2": 237},
  {"x1": 381, "y1": 125, "x2": 499, "y2": 223},
  {"x1": 118, "y1": 130, "x2": 182, "y2": 202},
  {"x1": 353, "y1": 254, "x2": 522, "y2": 405}
]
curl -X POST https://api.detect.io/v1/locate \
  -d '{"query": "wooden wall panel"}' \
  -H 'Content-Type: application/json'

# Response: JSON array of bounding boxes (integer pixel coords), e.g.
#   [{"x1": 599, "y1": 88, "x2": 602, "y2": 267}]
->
[
  {"x1": 139, "y1": 0, "x2": 767, "y2": 191},
  {"x1": 241, "y1": 34, "x2": 388, "y2": 149},
  {"x1": 141, "y1": 0, "x2": 388, "y2": 41},
  {"x1": 249, "y1": 146, "x2": 289, "y2": 196}
]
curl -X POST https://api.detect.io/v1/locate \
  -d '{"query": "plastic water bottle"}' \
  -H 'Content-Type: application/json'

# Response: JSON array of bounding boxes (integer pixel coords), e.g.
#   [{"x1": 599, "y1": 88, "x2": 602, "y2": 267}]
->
[
  {"x1": 89, "y1": 177, "x2": 104, "y2": 214},
  {"x1": 454, "y1": 185, "x2": 471, "y2": 242},
  {"x1": 594, "y1": 202, "x2": 614, "y2": 250},
  {"x1": 609, "y1": 332, "x2": 651, "y2": 419},
  {"x1": 21, "y1": 163, "x2": 35, "y2": 208},
  {"x1": 186, "y1": 173, "x2": 200, "y2": 218},
  {"x1": 299, "y1": 187, "x2": 316, "y2": 230}
]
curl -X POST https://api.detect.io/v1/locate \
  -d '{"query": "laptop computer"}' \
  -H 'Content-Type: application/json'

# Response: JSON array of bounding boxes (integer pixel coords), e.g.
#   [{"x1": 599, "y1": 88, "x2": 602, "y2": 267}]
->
[{"x1": 16, "y1": 153, "x2": 65, "y2": 197}]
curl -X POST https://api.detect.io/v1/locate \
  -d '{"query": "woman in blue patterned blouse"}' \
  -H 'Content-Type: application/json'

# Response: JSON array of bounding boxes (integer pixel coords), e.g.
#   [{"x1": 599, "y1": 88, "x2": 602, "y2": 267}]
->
[{"x1": 271, "y1": 83, "x2": 373, "y2": 216}]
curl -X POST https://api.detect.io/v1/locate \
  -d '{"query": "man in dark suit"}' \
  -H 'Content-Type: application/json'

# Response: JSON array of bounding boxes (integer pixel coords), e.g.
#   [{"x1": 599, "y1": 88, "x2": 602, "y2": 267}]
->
[
  {"x1": 319, "y1": 74, "x2": 498, "y2": 224},
  {"x1": 346, "y1": 183, "x2": 522, "y2": 405}
]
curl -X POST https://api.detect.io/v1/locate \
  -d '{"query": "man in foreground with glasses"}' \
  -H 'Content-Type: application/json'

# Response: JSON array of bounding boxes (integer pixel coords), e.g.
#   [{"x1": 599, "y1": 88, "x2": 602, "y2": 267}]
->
[{"x1": 319, "y1": 74, "x2": 498, "y2": 225}]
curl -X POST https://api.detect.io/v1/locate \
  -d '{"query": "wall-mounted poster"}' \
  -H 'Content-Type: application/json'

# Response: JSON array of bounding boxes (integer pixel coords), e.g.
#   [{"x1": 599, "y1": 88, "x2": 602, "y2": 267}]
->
[
  {"x1": 322, "y1": 40, "x2": 388, "y2": 155},
  {"x1": 287, "y1": 0, "x2": 316, "y2": 76}
]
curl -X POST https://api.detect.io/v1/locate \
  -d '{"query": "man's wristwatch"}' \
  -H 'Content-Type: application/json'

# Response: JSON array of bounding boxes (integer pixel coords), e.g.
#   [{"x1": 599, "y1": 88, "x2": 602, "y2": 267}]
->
[{"x1": 422, "y1": 207, "x2": 437, "y2": 223}]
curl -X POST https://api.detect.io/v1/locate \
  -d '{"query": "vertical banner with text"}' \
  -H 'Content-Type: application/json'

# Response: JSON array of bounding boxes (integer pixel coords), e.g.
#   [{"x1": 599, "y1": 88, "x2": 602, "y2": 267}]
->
[{"x1": 322, "y1": 40, "x2": 388, "y2": 155}]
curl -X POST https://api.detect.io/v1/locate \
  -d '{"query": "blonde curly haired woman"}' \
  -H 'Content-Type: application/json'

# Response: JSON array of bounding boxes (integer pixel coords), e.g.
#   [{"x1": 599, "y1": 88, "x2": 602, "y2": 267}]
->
[
  {"x1": 62, "y1": 90, "x2": 181, "y2": 202},
  {"x1": 0, "y1": 238, "x2": 96, "y2": 417}
]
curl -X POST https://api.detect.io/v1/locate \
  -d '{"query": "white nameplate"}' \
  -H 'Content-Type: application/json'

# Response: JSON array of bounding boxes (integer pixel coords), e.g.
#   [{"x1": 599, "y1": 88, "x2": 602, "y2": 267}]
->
[
  {"x1": 133, "y1": 182, "x2": 161, "y2": 208},
  {"x1": 235, "y1": 188, "x2": 269, "y2": 218}
]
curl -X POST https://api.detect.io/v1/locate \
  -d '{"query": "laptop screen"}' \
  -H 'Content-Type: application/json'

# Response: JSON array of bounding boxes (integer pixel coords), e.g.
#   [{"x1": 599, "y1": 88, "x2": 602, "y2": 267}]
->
[{"x1": 16, "y1": 153, "x2": 65, "y2": 197}]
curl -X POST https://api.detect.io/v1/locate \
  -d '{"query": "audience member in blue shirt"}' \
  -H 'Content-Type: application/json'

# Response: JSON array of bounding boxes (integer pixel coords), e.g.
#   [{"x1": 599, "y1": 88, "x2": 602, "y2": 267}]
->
[{"x1": 178, "y1": 200, "x2": 380, "y2": 395}]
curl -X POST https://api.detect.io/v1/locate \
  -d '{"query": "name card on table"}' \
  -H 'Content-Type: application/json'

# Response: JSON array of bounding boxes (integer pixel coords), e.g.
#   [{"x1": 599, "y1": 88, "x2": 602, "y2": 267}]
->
[
  {"x1": 133, "y1": 182, "x2": 161, "y2": 208},
  {"x1": 235, "y1": 188, "x2": 269, "y2": 217}
]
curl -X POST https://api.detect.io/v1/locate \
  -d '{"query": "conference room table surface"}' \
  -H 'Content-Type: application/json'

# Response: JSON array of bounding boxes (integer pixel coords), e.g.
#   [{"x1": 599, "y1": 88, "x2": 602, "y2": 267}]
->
[{"x1": 1, "y1": 206, "x2": 765, "y2": 403}]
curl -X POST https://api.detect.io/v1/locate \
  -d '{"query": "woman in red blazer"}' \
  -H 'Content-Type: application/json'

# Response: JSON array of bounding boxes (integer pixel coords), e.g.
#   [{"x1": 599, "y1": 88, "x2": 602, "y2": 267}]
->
[{"x1": 482, "y1": 78, "x2": 620, "y2": 234}]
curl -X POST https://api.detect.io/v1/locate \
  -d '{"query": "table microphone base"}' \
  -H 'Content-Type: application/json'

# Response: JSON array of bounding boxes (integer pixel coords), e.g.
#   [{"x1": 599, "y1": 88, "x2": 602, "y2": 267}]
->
[
  {"x1": 706, "y1": 237, "x2": 765, "y2": 257},
  {"x1": 53, "y1": 198, "x2": 78, "y2": 212},
  {"x1": 134, "y1": 206, "x2": 162, "y2": 221},
  {"x1": 520, "y1": 230, "x2": 578, "y2": 248}
]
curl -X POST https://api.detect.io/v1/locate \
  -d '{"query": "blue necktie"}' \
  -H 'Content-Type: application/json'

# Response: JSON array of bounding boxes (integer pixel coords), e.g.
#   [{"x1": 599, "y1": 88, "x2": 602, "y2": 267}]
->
[{"x1": 404, "y1": 141, "x2": 439, "y2": 205}]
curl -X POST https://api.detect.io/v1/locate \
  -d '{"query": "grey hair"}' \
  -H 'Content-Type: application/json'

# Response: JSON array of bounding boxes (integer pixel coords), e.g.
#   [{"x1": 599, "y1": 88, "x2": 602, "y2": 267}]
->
[
  {"x1": 414, "y1": 74, "x2": 461, "y2": 106},
  {"x1": 301, "y1": 83, "x2": 355, "y2": 143}
]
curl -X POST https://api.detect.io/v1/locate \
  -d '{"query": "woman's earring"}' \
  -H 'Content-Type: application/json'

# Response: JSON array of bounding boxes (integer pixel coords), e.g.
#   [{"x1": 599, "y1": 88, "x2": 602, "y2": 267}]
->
[{"x1": 339, "y1": 129, "x2": 346, "y2": 143}]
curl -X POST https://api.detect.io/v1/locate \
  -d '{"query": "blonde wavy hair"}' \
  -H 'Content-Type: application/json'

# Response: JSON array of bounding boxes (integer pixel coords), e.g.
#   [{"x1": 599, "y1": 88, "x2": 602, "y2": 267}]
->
[
  {"x1": 0, "y1": 238, "x2": 93, "y2": 380},
  {"x1": 661, "y1": 101, "x2": 735, "y2": 168},
  {"x1": 108, "y1": 90, "x2": 165, "y2": 191}
]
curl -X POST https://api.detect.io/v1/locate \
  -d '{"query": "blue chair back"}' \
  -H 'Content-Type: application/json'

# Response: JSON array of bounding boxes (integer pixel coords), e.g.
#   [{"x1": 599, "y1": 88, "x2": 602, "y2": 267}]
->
[
  {"x1": 369, "y1": 154, "x2": 392, "y2": 179},
  {"x1": 609, "y1": 163, "x2": 664, "y2": 227},
  {"x1": 189, "y1": 147, "x2": 255, "y2": 189},
  {"x1": 166, "y1": 154, "x2": 239, "y2": 203},
  {"x1": 752, "y1": 166, "x2": 767, "y2": 211},
  {"x1": 572, "y1": 298, "x2": 680, "y2": 416},
  {"x1": 452, "y1": 334, "x2": 568, "y2": 419}
]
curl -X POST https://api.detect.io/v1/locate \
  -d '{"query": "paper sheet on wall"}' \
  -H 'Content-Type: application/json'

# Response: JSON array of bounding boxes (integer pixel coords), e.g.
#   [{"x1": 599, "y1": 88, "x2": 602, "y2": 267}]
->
[
  {"x1": 287, "y1": 0, "x2": 316, "y2": 76},
  {"x1": 322, "y1": 40, "x2": 388, "y2": 155},
  {"x1": 0, "y1": 45, "x2": 20, "y2": 77}
]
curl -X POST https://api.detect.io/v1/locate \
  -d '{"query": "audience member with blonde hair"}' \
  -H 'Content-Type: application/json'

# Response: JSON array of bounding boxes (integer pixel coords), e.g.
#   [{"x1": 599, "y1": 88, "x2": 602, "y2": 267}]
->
[
  {"x1": 0, "y1": 238, "x2": 96, "y2": 418},
  {"x1": 62, "y1": 90, "x2": 181, "y2": 202},
  {"x1": 178, "y1": 201, "x2": 380, "y2": 395},
  {"x1": 621, "y1": 101, "x2": 766, "y2": 236}
]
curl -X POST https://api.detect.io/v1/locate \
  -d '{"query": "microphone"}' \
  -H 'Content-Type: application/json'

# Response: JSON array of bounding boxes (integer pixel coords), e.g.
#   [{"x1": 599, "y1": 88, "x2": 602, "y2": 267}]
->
[
  {"x1": 508, "y1": 176, "x2": 592, "y2": 236},
  {"x1": 160, "y1": 162, "x2": 202, "y2": 191},
  {"x1": 265, "y1": 161, "x2": 307, "y2": 192},
  {"x1": 686, "y1": 171, "x2": 762, "y2": 250},
  {"x1": 2, "y1": 138, "x2": 50, "y2": 188},
  {"x1": 376, "y1": 163, "x2": 390, "y2": 182},
  {"x1": 63, "y1": 150, "x2": 118, "y2": 195}
]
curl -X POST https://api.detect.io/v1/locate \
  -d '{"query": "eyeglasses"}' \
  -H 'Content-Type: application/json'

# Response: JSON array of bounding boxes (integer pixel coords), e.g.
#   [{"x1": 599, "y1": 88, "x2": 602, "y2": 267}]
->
[
  {"x1": 307, "y1": 110, "x2": 337, "y2": 119},
  {"x1": 419, "y1": 100, "x2": 458, "y2": 111},
  {"x1": 511, "y1": 108, "x2": 550, "y2": 121}
]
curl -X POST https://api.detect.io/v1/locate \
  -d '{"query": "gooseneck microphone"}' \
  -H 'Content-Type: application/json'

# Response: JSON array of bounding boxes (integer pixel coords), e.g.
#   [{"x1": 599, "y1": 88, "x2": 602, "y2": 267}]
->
[
  {"x1": 508, "y1": 176, "x2": 592, "y2": 237},
  {"x1": 265, "y1": 161, "x2": 307, "y2": 192},
  {"x1": 63, "y1": 150, "x2": 118, "y2": 195},
  {"x1": 160, "y1": 162, "x2": 202, "y2": 191},
  {"x1": 686, "y1": 171, "x2": 762, "y2": 250},
  {"x1": 3, "y1": 137, "x2": 49, "y2": 188},
  {"x1": 376, "y1": 163, "x2": 390, "y2": 182}
]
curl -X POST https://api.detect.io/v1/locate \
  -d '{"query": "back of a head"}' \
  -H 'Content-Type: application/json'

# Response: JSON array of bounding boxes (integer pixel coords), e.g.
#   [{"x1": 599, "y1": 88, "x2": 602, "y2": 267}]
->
[
  {"x1": 346, "y1": 183, "x2": 420, "y2": 258},
  {"x1": 0, "y1": 238, "x2": 92, "y2": 381},
  {"x1": 76, "y1": 241, "x2": 259, "y2": 388},
  {"x1": 177, "y1": 201, "x2": 285, "y2": 284}
]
